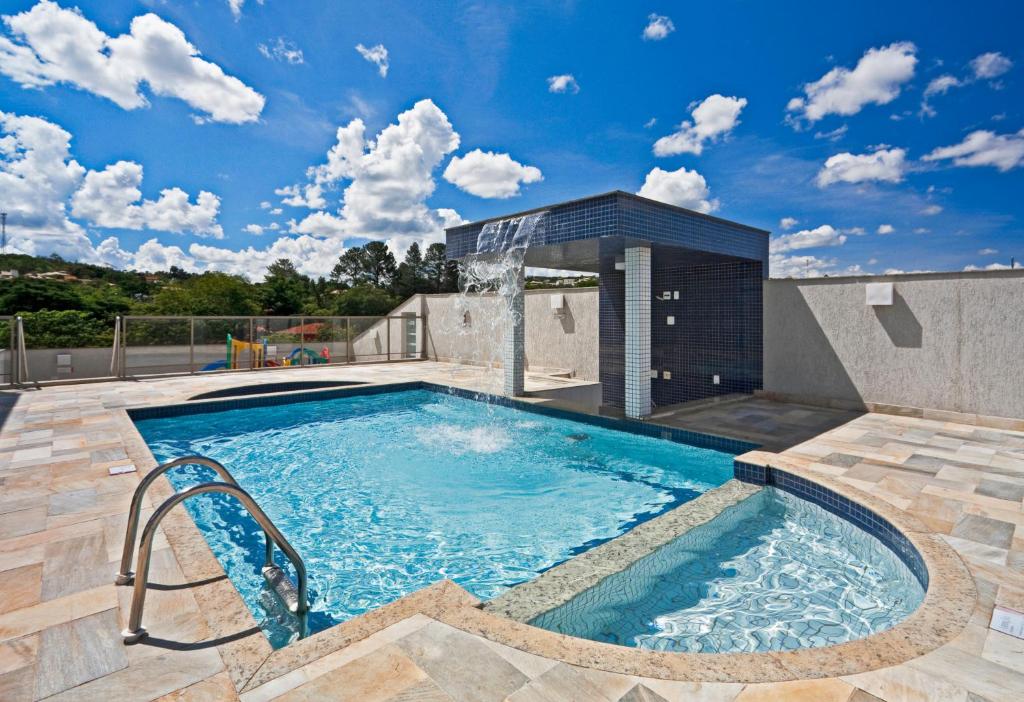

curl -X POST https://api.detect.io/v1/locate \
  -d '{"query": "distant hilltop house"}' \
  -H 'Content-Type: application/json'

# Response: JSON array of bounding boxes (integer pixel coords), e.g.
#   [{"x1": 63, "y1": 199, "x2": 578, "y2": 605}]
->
[
  {"x1": 25, "y1": 270, "x2": 79, "y2": 282},
  {"x1": 0, "y1": 269, "x2": 18, "y2": 280}
]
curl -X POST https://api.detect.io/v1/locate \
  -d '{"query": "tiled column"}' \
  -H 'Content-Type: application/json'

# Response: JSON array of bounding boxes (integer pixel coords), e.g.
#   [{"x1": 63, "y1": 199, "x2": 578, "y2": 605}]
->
[
  {"x1": 624, "y1": 247, "x2": 651, "y2": 418},
  {"x1": 502, "y1": 260, "x2": 526, "y2": 396}
]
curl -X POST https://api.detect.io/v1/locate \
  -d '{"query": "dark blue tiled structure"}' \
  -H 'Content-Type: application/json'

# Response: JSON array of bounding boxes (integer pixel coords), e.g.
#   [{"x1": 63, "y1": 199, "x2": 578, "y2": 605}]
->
[{"x1": 446, "y1": 191, "x2": 769, "y2": 411}]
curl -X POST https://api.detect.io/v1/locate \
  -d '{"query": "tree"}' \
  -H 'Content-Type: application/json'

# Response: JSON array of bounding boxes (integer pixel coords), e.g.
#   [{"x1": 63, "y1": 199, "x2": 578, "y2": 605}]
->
[
  {"x1": 143, "y1": 272, "x2": 260, "y2": 316},
  {"x1": 0, "y1": 278, "x2": 87, "y2": 315},
  {"x1": 331, "y1": 284, "x2": 400, "y2": 316},
  {"x1": 394, "y1": 242, "x2": 426, "y2": 298},
  {"x1": 330, "y1": 242, "x2": 397, "y2": 288},
  {"x1": 258, "y1": 258, "x2": 311, "y2": 315},
  {"x1": 423, "y1": 243, "x2": 459, "y2": 293}
]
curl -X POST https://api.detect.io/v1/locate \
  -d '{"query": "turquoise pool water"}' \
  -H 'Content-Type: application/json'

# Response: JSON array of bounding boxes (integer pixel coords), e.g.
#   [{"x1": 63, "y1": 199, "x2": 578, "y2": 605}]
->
[
  {"x1": 133, "y1": 388, "x2": 736, "y2": 647},
  {"x1": 532, "y1": 487, "x2": 925, "y2": 652}
]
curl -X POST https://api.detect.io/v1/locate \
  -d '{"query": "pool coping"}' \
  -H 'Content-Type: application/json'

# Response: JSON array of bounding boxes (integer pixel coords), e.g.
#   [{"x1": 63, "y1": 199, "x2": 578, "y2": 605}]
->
[{"x1": 114, "y1": 379, "x2": 977, "y2": 690}]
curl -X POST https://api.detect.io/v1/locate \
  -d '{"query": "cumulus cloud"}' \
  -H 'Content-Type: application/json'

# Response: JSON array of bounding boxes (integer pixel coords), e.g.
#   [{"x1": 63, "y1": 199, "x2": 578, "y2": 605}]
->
[
  {"x1": 877, "y1": 223, "x2": 895, "y2": 234},
  {"x1": 275, "y1": 183, "x2": 326, "y2": 209},
  {"x1": 70, "y1": 161, "x2": 223, "y2": 237},
  {"x1": 978, "y1": 247, "x2": 998, "y2": 255},
  {"x1": 769, "y1": 224, "x2": 846, "y2": 253},
  {"x1": 816, "y1": 147, "x2": 907, "y2": 187},
  {"x1": 637, "y1": 166, "x2": 718, "y2": 213},
  {"x1": 923, "y1": 129, "x2": 1024, "y2": 172},
  {"x1": 970, "y1": 51, "x2": 1013, "y2": 80},
  {"x1": 964, "y1": 261, "x2": 1021, "y2": 271},
  {"x1": 786, "y1": 42, "x2": 917, "y2": 124},
  {"x1": 0, "y1": 110, "x2": 224, "y2": 265},
  {"x1": 920, "y1": 204, "x2": 943, "y2": 215},
  {"x1": 653, "y1": 94, "x2": 747, "y2": 156},
  {"x1": 244, "y1": 224, "x2": 263, "y2": 235},
  {"x1": 780, "y1": 217, "x2": 798, "y2": 230},
  {"x1": 355, "y1": 43, "x2": 388, "y2": 77},
  {"x1": 547, "y1": 74, "x2": 579, "y2": 94},
  {"x1": 769, "y1": 253, "x2": 863, "y2": 279},
  {"x1": 285, "y1": 98, "x2": 462, "y2": 256},
  {"x1": 442, "y1": 149, "x2": 542, "y2": 198},
  {"x1": 258, "y1": 37, "x2": 304, "y2": 64},
  {"x1": 642, "y1": 14, "x2": 674, "y2": 41},
  {"x1": 0, "y1": 1, "x2": 265, "y2": 123}
]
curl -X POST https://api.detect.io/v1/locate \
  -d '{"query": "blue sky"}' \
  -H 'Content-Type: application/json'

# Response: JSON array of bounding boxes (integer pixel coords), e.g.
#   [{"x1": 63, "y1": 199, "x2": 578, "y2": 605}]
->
[{"x1": 0, "y1": 0, "x2": 1021, "y2": 279}]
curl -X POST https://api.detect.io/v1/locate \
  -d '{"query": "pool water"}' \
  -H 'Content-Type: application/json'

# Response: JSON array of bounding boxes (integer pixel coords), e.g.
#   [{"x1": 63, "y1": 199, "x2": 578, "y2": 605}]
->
[
  {"x1": 532, "y1": 487, "x2": 925, "y2": 653},
  {"x1": 133, "y1": 388, "x2": 736, "y2": 647}
]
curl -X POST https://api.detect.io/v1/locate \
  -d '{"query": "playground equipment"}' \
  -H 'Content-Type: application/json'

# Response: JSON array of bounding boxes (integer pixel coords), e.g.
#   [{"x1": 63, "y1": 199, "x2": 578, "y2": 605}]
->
[{"x1": 201, "y1": 336, "x2": 330, "y2": 371}]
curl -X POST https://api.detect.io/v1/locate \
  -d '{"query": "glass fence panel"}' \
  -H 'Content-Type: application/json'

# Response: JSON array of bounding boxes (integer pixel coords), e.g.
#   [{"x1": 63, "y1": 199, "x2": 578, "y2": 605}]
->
[
  {"x1": 19, "y1": 312, "x2": 116, "y2": 382},
  {"x1": 348, "y1": 317, "x2": 389, "y2": 363},
  {"x1": 193, "y1": 318, "x2": 254, "y2": 372},
  {"x1": 252, "y1": 317, "x2": 304, "y2": 368},
  {"x1": 298, "y1": 317, "x2": 349, "y2": 365},
  {"x1": 124, "y1": 317, "x2": 191, "y2": 376},
  {"x1": 0, "y1": 317, "x2": 11, "y2": 385}
]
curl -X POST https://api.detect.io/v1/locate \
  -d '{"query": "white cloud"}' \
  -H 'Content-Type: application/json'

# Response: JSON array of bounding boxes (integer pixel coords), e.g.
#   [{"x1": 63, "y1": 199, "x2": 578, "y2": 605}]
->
[
  {"x1": 0, "y1": 1, "x2": 265, "y2": 124},
  {"x1": 923, "y1": 129, "x2": 1024, "y2": 172},
  {"x1": 244, "y1": 224, "x2": 263, "y2": 235},
  {"x1": 769, "y1": 224, "x2": 846, "y2": 253},
  {"x1": 355, "y1": 43, "x2": 388, "y2": 77},
  {"x1": 547, "y1": 74, "x2": 579, "y2": 94},
  {"x1": 970, "y1": 52, "x2": 1012, "y2": 80},
  {"x1": 814, "y1": 125, "x2": 848, "y2": 142},
  {"x1": 770, "y1": 253, "x2": 862, "y2": 279},
  {"x1": 275, "y1": 183, "x2": 326, "y2": 209},
  {"x1": 964, "y1": 261, "x2": 1021, "y2": 271},
  {"x1": 787, "y1": 42, "x2": 917, "y2": 124},
  {"x1": 924, "y1": 74, "x2": 962, "y2": 98},
  {"x1": 259, "y1": 200, "x2": 272, "y2": 209},
  {"x1": 643, "y1": 117, "x2": 657, "y2": 129},
  {"x1": 70, "y1": 161, "x2": 223, "y2": 237},
  {"x1": 442, "y1": 149, "x2": 542, "y2": 198},
  {"x1": 921, "y1": 204, "x2": 943, "y2": 215},
  {"x1": 258, "y1": 37, "x2": 304, "y2": 65},
  {"x1": 642, "y1": 14, "x2": 674, "y2": 41},
  {"x1": 816, "y1": 147, "x2": 907, "y2": 186},
  {"x1": 637, "y1": 166, "x2": 718, "y2": 214},
  {"x1": 653, "y1": 94, "x2": 747, "y2": 156},
  {"x1": 877, "y1": 223, "x2": 895, "y2": 234},
  {"x1": 780, "y1": 217, "x2": 798, "y2": 230},
  {"x1": 978, "y1": 247, "x2": 998, "y2": 255},
  {"x1": 287, "y1": 98, "x2": 462, "y2": 255},
  {"x1": 269, "y1": 207, "x2": 282, "y2": 215}
]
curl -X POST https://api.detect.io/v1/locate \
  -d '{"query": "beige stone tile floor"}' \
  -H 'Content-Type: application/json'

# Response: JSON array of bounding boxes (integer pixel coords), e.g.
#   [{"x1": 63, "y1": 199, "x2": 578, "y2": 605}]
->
[{"x1": 0, "y1": 361, "x2": 1022, "y2": 700}]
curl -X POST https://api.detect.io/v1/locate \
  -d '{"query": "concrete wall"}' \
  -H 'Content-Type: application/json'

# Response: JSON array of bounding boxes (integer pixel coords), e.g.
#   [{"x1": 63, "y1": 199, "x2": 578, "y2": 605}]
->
[
  {"x1": 764, "y1": 270, "x2": 1024, "y2": 420},
  {"x1": 422, "y1": 288, "x2": 599, "y2": 381}
]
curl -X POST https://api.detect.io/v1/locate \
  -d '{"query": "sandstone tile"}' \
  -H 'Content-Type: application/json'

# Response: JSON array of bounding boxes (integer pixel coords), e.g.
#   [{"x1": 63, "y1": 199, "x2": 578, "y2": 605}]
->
[
  {"x1": 735, "y1": 678, "x2": 854, "y2": 702},
  {"x1": 34, "y1": 608, "x2": 128, "y2": 698},
  {"x1": 952, "y1": 514, "x2": 1016, "y2": 550},
  {"x1": 0, "y1": 506, "x2": 46, "y2": 540},
  {"x1": 396, "y1": 622, "x2": 528, "y2": 702},
  {"x1": 507, "y1": 662, "x2": 617, "y2": 702},
  {"x1": 41, "y1": 531, "x2": 109, "y2": 601},
  {"x1": 0, "y1": 634, "x2": 38, "y2": 676},
  {"x1": 618, "y1": 684, "x2": 670, "y2": 702},
  {"x1": 45, "y1": 647, "x2": 224, "y2": 702},
  {"x1": 153, "y1": 671, "x2": 239, "y2": 702},
  {"x1": 0, "y1": 563, "x2": 41, "y2": 615},
  {"x1": 277, "y1": 644, "x2": 427, "y2": 702},
  {"x1": 0, "y1": 664, "x2": 35, "y2": 701},
  {"x1": 0, "y1": 584, "x2": 117, "y2": 642}
]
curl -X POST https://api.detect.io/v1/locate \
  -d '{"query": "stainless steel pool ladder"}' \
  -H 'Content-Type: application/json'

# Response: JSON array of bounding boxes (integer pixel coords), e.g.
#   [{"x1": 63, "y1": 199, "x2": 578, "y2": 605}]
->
[{"x1": 115, "y1": 455, "x2": 308, "y2": 644}]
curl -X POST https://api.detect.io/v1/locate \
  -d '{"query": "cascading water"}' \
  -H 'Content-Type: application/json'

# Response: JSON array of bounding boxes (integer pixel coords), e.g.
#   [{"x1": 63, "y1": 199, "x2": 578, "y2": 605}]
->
[{"x1": 447, "y1": 212, "x2": 548, "y2": 401}]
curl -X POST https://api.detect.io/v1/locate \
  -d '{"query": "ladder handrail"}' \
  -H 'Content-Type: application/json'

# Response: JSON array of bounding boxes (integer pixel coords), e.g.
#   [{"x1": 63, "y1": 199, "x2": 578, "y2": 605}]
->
[
  {"x1": 121, "y1": 480, "x2": 308, "y2": 643},
  {"x1": 116, "y1": 456, "x2": 239, "y2": 585}
]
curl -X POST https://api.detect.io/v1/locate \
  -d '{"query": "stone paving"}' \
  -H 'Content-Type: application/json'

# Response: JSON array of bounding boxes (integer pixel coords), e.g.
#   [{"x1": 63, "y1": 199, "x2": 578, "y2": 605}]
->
[{"x1": 0, "y1": 362, "x2": 1022, "y2": 701}]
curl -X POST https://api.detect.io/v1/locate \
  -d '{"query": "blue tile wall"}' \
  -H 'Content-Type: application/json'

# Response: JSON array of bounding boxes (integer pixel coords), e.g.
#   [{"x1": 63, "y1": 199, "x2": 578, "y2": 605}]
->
[
  {"x1": 650, "y1": 260, "x2": 763, "y2": 407},
  {"x1": 733, "y1": 461, "x2": 929, "y2": 589}
]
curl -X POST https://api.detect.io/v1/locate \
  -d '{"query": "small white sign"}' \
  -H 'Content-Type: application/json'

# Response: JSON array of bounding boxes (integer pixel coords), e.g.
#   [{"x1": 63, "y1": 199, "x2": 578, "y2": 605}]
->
[
  {"x1": 666, "y1": 316, "x2": 675, "y2": 326},
  {"x1": 663, "y1": 370, "x2": 672, "y2": 380},
  {"x1": 991, "y1": 605, "x2": 1024, "y2": 639},
  {"x1": 109, "y1": 464, "x2": 137, "y2": 476},
  {"x1": 866, "y1": 282, "x2": 894, "y2": 306}
]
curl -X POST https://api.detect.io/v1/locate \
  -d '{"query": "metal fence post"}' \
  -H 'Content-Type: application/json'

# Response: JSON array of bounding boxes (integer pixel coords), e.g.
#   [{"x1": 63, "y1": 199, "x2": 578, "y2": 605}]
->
[
  {"x1": 299, "y1": 317, "x2": 305, "y2": 367},
  {"x1": 386, "y1": 316, "x2": 391, "y2": 362},
  {"x1": 189, "y1": 317, "x2": 195, "y2": 374},
  {"x1": 249, "y1": 317, "x2": 255, "y2": 371}
]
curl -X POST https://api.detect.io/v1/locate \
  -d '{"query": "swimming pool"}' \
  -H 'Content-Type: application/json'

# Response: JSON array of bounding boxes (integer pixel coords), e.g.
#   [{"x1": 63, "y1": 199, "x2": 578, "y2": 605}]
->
[
  {"x1": 531, "y1": 487, "x2": 925, "y2": 652},
  {"x1": 132, "y1": 386, "x2": 739, "y2": 647}
]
